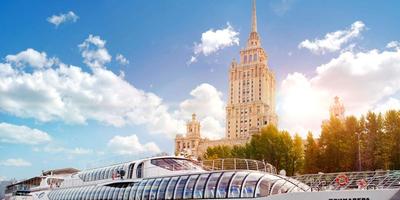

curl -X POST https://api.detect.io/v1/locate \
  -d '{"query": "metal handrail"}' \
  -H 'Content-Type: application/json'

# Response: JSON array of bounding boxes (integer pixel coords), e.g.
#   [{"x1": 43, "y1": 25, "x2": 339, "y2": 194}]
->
[
  {"x1": 293, "y1": 170, "x2": 400, "y2": 191},
  {"x1": 200, "y1": 158, "x2": 277, "y2": 174}
]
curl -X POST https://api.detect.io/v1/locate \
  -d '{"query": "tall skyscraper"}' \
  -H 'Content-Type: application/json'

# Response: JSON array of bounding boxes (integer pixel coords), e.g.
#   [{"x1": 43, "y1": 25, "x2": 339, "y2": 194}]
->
[
  {"x1": 175, "y1": 0, "x2": 278, "y2": 159},
  {"x1": 226, "y1": 0, "x2": 277, "y2": 140}
]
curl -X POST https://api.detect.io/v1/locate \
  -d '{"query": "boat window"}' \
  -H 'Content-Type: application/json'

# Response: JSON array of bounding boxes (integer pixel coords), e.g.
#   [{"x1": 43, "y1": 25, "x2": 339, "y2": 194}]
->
[
  {"x1": 67, "y1": 188, "x2": 74, "y2": 200},
  {"x1": 62, "y1": 189, "x2": 69, "y2": 199},
  {"x1": 72, "y1": 188, "x2": 80, "y2": 200},
  {"x1": 63, "y1": 189, "x2": 68, "y2": 200},
  {"x1": 91, "y1": 186, "x2": 103, "y2": 200},
  {"x1": 174, "y1": 176, "x2": 188, "y2": 199},
  {"x1": 100, "y1": 169, "x2": 106, "y2": 180},
  {"x1": 58, "y1": 190, "x2": 64, "y2": 200},
  {"x1": 255, "y1": 176, "x2": 275, "y2": 197},
  {"x1": 58, "y1": 190, "x2": 63, "y2": 200},
  {"x1": 123, "y1": 185, "x2": 132, "y2": 200},
  {"x1": 271, "y1": 179, "x2": 286, "y2": 195},
  {"x1": 70, "y1": 188, "x2": 76, "y2": 200},
  {"x1": 183, "y1": 174, "x2": 199, "y2": 199},
  {"x1": 135, "y1": 179, "x2": 148, "y2": 200},
  {"x1": 165, "y1": 176, "x2": 179, "y2": 199},
  {"x1": 52, "y1": 190, "x2": 57, "y2": 200},
  {"x1": 89, "y1": 186, "x2": 96, "y2": 200},
  {"x1": 241, "y1": 173, "x2": 263, "y2": 197},
  {"x1": 89, "y1": 171, "x2": 94, "y2": 181},
  {"x1": 101, "y1": 187, "x2": 111, "y2": 200},
  {"x1": 150, "y1": 158, "x2": 201, "y2": 171},
  {"x1": 112, "y1": 187, "x2": 121, "y2": 200},
  {"x1": 136, "y1": 162, "x2": 144, "y2": 179},
  {"x1": 204, "y1": 173, "x2": 222, "y2": 198},
  {"x1": 98, "y1": 187, "x2": 107, "y2": 200},
  {"x1": 142, "y1": 179, "x2": 155, "y2": 200},
  {"x1": 228, "y1": 172, "x2": 248, "y2": 198},
  {"x1": 59, "y1": 189, "x2": 65, "y2": 200},
  {"x1": 149, "y1": 178, "x2": 162, "y2": 200},
  {"x1": 156, "y1": 177, "x2": 171, "y2": 199},
  {"x1": 117, "y1": 186, "x2": 126, "y2": 200},
  {"x1": 105, "y1": 168, "x2": 111, "y2": 179},
  {"x1": 83, "y1": 186, "x2": 93, "y2": 199},
  {"x1": 63, "y1": 188, "x2": 70, "y2": 200},
  {"x1": 74, "y1": 187, "x2": 82, "y2": 200},
  {"x1": 193, "y1": 173, "x2": 210, "y2": 199},
  {"x1": 216, "y1": 172, "x2": 235, "y2": 198},
  {"x1": 92, "y1": 171, "x2": 97, "y2": 181},
  {"x1": 107, "y1": 186, "x2": 116, "y2": 200},
  {"x1": 77, "y1": 187, "x2": 85, "y2": 200},
  {"x1": 88, "y1": 186, "x2": 97, "y2": 200},
  {"x1": 77, "y1": 187, "x2": 86, "y2": 200},
  {"x1": 128, "y1": 182, "x2": 139, "y2": 200},
  {"x1": 128, "y1": 163, "x2": 135, "y2": 179},
  {"x1": 96, "y1": 169, "x2": 103, "y2": 180}
]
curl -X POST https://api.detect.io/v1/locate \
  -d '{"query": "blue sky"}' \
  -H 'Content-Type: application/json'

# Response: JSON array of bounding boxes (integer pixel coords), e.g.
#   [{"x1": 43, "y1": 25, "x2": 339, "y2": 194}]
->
[{"x1": 1, "y1": 0, "x2": 400, "y2": 180}]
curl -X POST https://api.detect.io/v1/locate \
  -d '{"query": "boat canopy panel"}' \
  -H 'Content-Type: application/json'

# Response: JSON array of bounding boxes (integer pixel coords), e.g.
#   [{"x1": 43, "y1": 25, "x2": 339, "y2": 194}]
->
[{"x1": 48, "y1": 171, "x2": 309, "y2": 200}]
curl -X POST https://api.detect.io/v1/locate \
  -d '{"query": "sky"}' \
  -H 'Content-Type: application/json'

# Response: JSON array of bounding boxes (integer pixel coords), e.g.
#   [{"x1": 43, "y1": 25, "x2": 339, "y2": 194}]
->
[{"x1": 1, "y1": 0, "x2": 400, "y2": 180}]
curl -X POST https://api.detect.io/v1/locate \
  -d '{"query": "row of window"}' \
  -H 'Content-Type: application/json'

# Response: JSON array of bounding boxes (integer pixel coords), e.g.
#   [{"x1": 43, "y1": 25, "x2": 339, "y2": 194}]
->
[
  {"x1": 79, "y1": 164, "x2": 127, "y2": 182},
  {"x1": 49, "y1": 172, "x2": 307, "y2": 200},
  {"x1": 243, "y1": 54, "x2": 258, "y2": 64}
]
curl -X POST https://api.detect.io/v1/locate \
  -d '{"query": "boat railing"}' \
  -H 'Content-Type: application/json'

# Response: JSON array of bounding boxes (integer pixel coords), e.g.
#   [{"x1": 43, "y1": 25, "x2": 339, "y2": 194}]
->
[
  {"x1": 292, "y1": 170, "x2": 400, "y2": 191},
  {"x1": 200, "y1": 158, "x2": 277, "y2": 174}
]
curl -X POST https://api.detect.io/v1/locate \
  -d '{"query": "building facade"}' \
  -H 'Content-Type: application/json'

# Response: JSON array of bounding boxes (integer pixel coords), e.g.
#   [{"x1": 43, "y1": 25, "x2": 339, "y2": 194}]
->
[
  {"x1": 175, "y1": 0, "x2": 277, "y2": 159},
  {"x1": 226, "y1": 0, "x2": 277, "y2": 140},
  {"x1": 175, "y1": 114, "x2": 202, "y2": 158}
]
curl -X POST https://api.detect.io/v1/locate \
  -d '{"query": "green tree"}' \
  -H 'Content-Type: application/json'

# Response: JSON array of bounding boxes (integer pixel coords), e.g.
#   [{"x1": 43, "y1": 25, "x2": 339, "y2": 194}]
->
[
  {"x1": 383, "y1": 110, "x2": 400, "y2": 169},
  {"x1": 304, "y1": 132, "x2": 320, "y2": 173},
  {"x1": 291, "y1": 133, "x2": 304, "y2": 175}
]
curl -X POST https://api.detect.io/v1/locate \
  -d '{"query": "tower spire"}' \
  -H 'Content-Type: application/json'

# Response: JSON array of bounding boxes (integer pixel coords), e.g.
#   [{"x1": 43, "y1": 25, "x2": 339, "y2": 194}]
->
[{"x1": 251, "y1": 0, "x2": 257, "y2": 33}]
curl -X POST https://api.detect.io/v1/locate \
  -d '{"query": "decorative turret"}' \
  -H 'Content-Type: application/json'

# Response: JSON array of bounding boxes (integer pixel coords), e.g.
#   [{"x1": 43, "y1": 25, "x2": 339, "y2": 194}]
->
[
  {"x1": 187, "y1": 113, "x2": 200, "y2": 137},
  {"x1": 330, "y1": 96, "x2": 345, "y2": 120}
]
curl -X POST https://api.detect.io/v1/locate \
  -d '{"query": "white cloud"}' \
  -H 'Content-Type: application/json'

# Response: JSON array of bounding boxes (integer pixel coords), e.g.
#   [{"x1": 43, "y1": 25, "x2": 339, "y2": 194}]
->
[
  {"x1": 67, "y1": 147, "x2": 93, "y2": 155},
  {"x1": 279, "y1": 47, "x2": 400, "y2": 137},
  {"x1": 0, "y1": 39, "x2": 185, "y2": 138},
  {"x1": 387, "y1": 41, "x2": 400, "y2": 50},
  {"x1": 374, "y1": 97, "x2": 400, "y2": 113},
  {"x1": 189, "y1": 23, "x2": 239, "y2": 64},
  {"x1": 116, "y1": 54, "x2": 129, "y2": 65},
  {"x1": 0, "y1": 35, "x2": 230, "y2": 140},
  {"x1": 79, "y1": 35, "x2": 112, "y2": 69},
  {"x1": 299, "y1": 21, "x2": 365, "y2": 54},
  {"x1": 5, "y1": 48, "x2": 56, "y2": 69},
  {"x1": 176, "y1": 83, "x2": 225, "y2": 139},
  {"x1": 47, "y1": 11, "x2": 79, "y2": 27},
  {"x1": 107, "y1": 134, "x2": 160, "y2": 155},
  {"x1": 34, "y1": 145, "x2": 93, "y2": 156},
  {"x1": 0, "y1": 158, "x2": 31, "y2": 167},
  {"x1": 0, "y1": 123, "x2": 51, "y2": 145}
]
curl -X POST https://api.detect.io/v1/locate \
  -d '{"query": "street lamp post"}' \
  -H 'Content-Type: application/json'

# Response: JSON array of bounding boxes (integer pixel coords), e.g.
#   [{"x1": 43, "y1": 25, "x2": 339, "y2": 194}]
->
[{"x1": 356, "y1": 131, "x2": 362, "y2": 171}]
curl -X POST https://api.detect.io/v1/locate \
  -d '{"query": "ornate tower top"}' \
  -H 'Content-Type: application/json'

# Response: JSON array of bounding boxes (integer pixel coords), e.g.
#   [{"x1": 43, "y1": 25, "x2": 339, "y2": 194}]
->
[
  {"x1": 330, "y1": 96, "x2": 345, "y2": 119},
  {"x1": 192, "y1": 113, "x2": 197, "y2": 121},
  {"x1": 247, "y1": 0, "x2": 261, "y2": 48},
  {"x1": 187, "y1": 113, "x2": 200, "y2": 137},
  {"x1": 251, "y1": 0, "x2": 257, "y2": 33}
]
